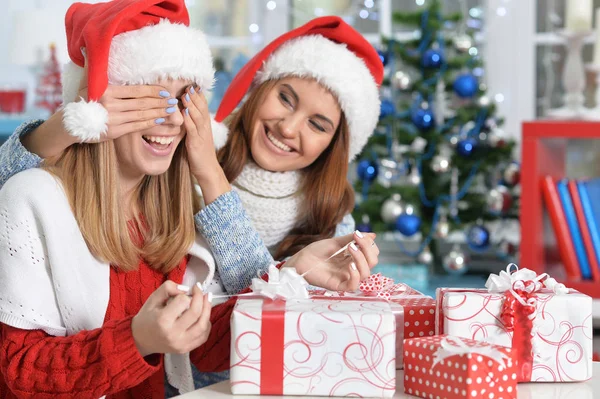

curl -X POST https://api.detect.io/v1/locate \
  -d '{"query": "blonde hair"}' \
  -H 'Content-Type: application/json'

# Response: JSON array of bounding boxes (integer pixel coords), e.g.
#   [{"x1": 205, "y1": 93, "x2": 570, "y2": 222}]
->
[{"x1": 44, "y1": 141, "x2": 199, "y2": 273}]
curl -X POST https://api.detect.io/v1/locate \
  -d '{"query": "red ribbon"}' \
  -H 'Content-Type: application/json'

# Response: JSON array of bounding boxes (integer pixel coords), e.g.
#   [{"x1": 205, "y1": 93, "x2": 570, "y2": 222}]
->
[
  {"x1": 260, "y1": 298, "x2": 286, "y2": 394},
  {"x1": 358, "y1": 273, "x2": 411, "y2": 300},
  {"x1": 500, "y1": 281, "x2": 538, "y2": 382}
]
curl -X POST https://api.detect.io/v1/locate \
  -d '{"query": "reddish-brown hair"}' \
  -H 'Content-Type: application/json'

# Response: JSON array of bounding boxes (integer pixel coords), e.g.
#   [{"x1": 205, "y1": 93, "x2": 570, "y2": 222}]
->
[{"x1": 218, "y1": 80, "x2": 354, "y2": 259}]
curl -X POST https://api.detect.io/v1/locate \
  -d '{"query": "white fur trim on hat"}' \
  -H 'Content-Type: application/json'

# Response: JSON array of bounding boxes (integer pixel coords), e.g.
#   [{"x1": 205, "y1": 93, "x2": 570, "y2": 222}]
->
[
  {"x1": 107, "y1": 19, "x2": 214, "y2": 90},
  {"x1": 210, "y1": 114, "x2": 229, "y2": 150},
  {"x1": 256, "y1": 35, "x2": 380, "y2": 161},
  {"x1": 61, "y1": 19, "x2": 215, "y2": 142},
  {"x1": 62, "y1": 100, "x2": 108, "y2": 142}
]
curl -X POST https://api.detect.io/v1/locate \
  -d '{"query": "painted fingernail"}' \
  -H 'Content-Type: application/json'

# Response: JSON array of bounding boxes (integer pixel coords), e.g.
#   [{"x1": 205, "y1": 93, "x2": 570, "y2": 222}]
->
[
  {"x1": 196, "y1": 282, "x2": 203, "y2": 291},
  {"x1": 185, "y1": 108, "x2": 189, "y2": 116},
  {"x1": 159, "y1": 90, "x2": 170, "y2": 98},
  {"x1": 185, "y1": 93, "x2": 191, "y2": 102},
  {"x1": 166, "y1": 107, "x2": 177, "y2": 114},
  {"x1": 190, "y1": 86, "x2": 195, "y2": 94},
  {"x1": 167, "y1": 98, "x2": 178, "y2": 105},
  {"x1": 155, "y1": 118, "x2": 165, "y2": 124},
  {"x1": 207, "y1": 292, "x2": 213, "y2": 303},
  {"x1": 355, "y1": 230, "x2": 364, "y2": 238},
  {"x1": 351, "y1": 262, "x2": 357, "y2": 271},
  {"x1": 350, "y1": 243, "x2": 359, "y2": 252},
  {"x1": 177, "y1": 284, "x2": 190, "y2": 292}
]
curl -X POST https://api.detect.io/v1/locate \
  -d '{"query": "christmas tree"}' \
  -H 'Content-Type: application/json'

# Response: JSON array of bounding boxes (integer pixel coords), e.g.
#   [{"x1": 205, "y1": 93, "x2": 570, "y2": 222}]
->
[
  {"x1": 353, "y1": 0, "x2": 520, "y2": 273},
  {"x1": 35, "y1": 43, "x2": 62, "y2": 114}
]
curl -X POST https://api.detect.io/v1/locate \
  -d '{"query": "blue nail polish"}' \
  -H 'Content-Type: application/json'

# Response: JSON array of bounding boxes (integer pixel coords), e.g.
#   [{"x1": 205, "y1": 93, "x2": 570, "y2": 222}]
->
[
  {"x1": 166, "y1": 107, "x2": 176, "y2": 114},
  {"x1": 155, "y1": 118, "x2": 165, "y2": 124},
  {"x1": 185, "y1": 93, "x2": 191, "y2": 102},
  {"x1": 185, "y1": 108, "x2": 189, "y2": 116},
  {"x1": 159, "y1": 91, "x2": 170, "y2": 98},
  {"x1": 190, "y1": 86, "x2": 195, "y2": 94},
  {"x1": 167, "y1": 98, "x2": 178, "y2": 105}
]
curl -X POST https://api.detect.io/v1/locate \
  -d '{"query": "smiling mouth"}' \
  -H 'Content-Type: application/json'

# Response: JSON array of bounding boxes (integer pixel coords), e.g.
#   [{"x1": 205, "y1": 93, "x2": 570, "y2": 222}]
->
[
  {"x1": 265, "y1": 126, "x2": 293, "y2": 152},
  {"x1": 142, "y1": 135, "x2": 175, "y2": 151}
]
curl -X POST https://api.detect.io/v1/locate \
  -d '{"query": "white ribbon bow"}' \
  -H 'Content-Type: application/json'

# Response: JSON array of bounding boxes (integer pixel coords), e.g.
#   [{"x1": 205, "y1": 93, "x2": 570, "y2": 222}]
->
[
  {"x1": 251, "y1": 264, "x2": 310, "y2": 300},
  {"x1": 485, "y1": 263, "x2": 568, "y2": 304},
  {"x1": 432, "y1": 337, "x2": 509, "y2": 369}
]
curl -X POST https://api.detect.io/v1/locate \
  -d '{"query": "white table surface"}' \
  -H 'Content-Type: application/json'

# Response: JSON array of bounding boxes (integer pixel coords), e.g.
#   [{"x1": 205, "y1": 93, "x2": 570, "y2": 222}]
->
[{"x1": 175, "y1": 362, "x2": 599, "y2": 399}]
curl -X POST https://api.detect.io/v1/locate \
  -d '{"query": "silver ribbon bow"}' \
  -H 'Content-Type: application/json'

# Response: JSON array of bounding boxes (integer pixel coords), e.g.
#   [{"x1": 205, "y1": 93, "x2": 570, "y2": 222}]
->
[{"x1": 432, "y1": 337, "x2": 509, "y2": 369}]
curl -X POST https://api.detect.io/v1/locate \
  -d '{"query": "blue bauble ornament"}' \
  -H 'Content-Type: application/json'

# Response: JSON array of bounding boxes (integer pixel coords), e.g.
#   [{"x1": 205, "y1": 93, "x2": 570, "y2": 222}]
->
[
  {"x1": 467, "y1": 225, "x2": 491, "y2": 250},
  {"x1": 410, "y1": 106, "x2": 435, "y2": 131},
  {"x1": 395, "y1": 214, "x2": 421, "y2": 237},
  {"x1": 380, "y1": 99, "x2": 395, "y2": 119},
  {"x1": 357, "y1": 160, "x2": 378, "y2": 182},
  {"x1": 457, "y1": 138, "x2": 477, "y2": 157},
  {"x1": 453, "y1": 73, "x2": 478, "y2": 99},
  {"x1": 356, "y1": 222, "x2": 373, "y2": 233},
  {"x1": 421, "y1": 48, "x2": 445, "y2": 68},
  {"x1": 377, "y1": 49, "x2": 389, "y2": 66}
]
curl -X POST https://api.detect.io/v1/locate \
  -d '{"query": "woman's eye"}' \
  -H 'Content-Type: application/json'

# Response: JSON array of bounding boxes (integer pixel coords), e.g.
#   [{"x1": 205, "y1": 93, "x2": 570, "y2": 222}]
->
[
  {"x1": 279, "y1": 92, "x2": 292, "y2": 106},
  {"x1": 310, "y1": 120, "x2": 325, "y2": 132}
]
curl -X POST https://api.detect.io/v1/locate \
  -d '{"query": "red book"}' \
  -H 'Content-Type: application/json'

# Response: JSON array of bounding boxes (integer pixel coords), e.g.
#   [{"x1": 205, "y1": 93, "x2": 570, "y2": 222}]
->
[
  {"x1": 568, "y1": 180, "x2": 600, "y2": 281},
  {"x1": 541, "y1": 176, "x2": 581, "y2": 280}
]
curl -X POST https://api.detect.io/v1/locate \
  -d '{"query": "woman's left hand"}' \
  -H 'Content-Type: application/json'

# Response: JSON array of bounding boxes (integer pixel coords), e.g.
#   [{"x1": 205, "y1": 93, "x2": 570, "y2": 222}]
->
[
  {"x1": 181, "y1": 85, "x2": 231, "y2": 204},
  {"x1": 285, "y1": 230, "x2": 379, "y2": 292}
]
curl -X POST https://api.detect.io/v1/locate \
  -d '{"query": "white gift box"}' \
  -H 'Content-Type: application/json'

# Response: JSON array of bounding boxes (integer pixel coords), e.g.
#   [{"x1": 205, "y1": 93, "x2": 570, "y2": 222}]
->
[{"x1": 230, "y1": 297, "x2": 396, "y2": 397}]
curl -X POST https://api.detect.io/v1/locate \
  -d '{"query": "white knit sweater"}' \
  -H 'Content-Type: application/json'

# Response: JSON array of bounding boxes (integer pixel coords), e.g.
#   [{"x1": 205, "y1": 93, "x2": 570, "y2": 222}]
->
[
  {"x1": 0, "y1": 168, "x2": 220, "y2": 395},
  {"x1": 231, "y1": 162, "x2": 304, "y2": 253}
]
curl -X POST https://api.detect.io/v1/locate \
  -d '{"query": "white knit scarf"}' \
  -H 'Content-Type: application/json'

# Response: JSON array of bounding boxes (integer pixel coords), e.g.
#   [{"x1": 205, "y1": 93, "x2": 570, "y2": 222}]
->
[{"x1": 232, "y1": 162, "x2": 304, "y2": 253}]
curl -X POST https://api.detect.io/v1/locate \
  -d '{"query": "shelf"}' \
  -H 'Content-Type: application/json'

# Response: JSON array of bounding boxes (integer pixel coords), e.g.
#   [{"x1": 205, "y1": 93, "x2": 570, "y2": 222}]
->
[{"x1": 520, "y1": 121, "x2": 600, "y2": 298}]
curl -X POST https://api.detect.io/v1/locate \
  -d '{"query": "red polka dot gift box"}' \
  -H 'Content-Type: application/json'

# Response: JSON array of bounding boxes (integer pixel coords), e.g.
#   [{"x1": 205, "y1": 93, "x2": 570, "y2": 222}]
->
[
  {"x1": 403, "y1": 334, "x2": 518, "y2": 399},
  {"x1": 435, "y1": 265, "x2": 593, "y2": 382}
]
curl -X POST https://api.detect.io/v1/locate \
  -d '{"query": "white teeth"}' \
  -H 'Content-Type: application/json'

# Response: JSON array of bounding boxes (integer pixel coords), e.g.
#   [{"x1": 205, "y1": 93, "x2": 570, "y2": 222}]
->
[
  {"x1": 143, "y1": 135, "x2": 175, "y2": 145},
  {"x1": 266, "y1": 131, "x2": 292, "y2": 152}
]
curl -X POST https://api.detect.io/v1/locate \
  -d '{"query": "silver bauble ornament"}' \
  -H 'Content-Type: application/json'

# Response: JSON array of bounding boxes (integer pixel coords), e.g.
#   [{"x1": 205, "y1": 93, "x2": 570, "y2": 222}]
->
[
  {"x1": 487, "y1": 127, "x2": 507, "y2": 148},
  {"x1": 453, "y1": 34, "x2": 473, "y2": 53},
  {"x1": 377, "y1": 158, "x2": 405, "y2": 188},
  {"x1": 443, "y1": 245, "x2": 469, "y2": 274},
  {"x1": 381, "y1": 194, "x2": 404, "y2": 224},
  {"x1": 408, "y1": 167, "x2": 421, "y2": 186},
  {"x1": 436, "y1": 215, "x2": 450, "y2": 239},
  {"x1": 477, "y1": 95, "x2": 491, "y2": 107},
  {"x1": 503, "y1": 162, "x2": 521, "y2": 187},
  {"x1": 487, "y1": 185, "x2": 513, "y2": 214},
  {"x1": 418, "y1": 246, "x2": 434, "y2": 265},
  {"x1": 392, "y1": 70, "x2": 412, "y2": 90},
  {"x1": 431, "y1": 154, "x2": 451, "y2": 173}
]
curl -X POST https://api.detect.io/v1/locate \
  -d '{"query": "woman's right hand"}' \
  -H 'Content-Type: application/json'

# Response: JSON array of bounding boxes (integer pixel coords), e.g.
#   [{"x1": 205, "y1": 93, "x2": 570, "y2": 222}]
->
[{"x1": 131, "y1": 281, "x2": 212, "y2": 357}]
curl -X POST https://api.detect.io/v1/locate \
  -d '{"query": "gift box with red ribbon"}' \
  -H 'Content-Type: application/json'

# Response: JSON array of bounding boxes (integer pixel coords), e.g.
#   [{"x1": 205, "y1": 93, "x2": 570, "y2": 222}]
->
[
  {"x1": 230, "y1": 297, "x2": 396, "y2": 397},
  {"x1": 311, "y1": 273, "x2": 436, "y2": 369},
  {"x1": 404, "y1": 334, "x2": 518, "y2": 399},
  {"x1": 435, "y1": 264, "x2": 593, "y2": 382}
]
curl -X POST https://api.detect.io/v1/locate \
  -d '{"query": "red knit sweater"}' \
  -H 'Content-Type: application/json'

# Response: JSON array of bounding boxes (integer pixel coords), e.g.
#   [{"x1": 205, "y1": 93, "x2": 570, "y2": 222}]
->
[{"x1": 0, "y1": 258, "x2": 237, "y2": 399}]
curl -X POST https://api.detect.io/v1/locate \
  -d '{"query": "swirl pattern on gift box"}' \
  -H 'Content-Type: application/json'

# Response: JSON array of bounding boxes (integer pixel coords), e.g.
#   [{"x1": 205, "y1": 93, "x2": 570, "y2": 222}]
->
[
  {"x1": 230, "y1": 298, "x2": 396, "y2": 396},
  {"x1": 440, "y1": 264, "x2": 592, "y2": 383}
]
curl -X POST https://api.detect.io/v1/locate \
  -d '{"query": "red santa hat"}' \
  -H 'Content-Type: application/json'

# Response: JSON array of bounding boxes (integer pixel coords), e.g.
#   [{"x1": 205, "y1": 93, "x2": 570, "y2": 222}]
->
[
  {"x1": 214, "y1": 16, "x2": 383, "y2": 161},
  {"x1": 61, "y1": 0, "x2": 217, "y2": 143}
]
